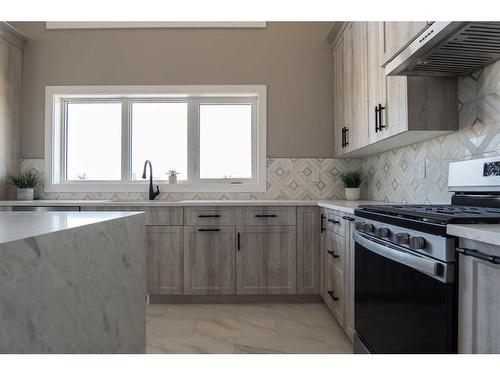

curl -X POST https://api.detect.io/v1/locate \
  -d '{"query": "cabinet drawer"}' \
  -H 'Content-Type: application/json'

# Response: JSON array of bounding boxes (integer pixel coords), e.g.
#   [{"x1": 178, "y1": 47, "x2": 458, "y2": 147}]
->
[
  {"x1": 236, "y1": 207, "x2": 296, "y2": 225},
  {"x1": 82, "y1": 206, "x2": 183, "y2": 226},
  {"x1": 324, "y1": 259, "x2": 345, "y2": 324},
  {"x1": 323, "y1": 230, "x2": 345, "y2": 268},
  {"x1": 325, "y1": 211, "x2": 346, "y2": 237},
  {"x1": 184, "y1": 207, "x2": 235, "y2": 225}
]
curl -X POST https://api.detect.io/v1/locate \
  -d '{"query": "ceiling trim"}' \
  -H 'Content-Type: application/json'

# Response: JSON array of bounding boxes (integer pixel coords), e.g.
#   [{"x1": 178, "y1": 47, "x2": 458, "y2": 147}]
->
[{"x1": 46, "y1": 21, "x2": 267, "y2": 30}]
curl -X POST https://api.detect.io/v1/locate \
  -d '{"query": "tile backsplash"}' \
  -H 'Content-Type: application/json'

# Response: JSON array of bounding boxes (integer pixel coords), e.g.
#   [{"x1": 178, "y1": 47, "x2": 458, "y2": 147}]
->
[
  {"x1": 361, "y1": 60, "x2": 500, "y2": 204},
  {"x1": 20, "y1": 157, "x2": 361, "y2": 201}
]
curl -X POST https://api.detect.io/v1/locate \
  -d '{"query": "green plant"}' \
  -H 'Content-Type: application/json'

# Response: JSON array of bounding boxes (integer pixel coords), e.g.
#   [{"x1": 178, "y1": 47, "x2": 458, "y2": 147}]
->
[
  {"x1": 8, "y1": 169, "x2": 42, "y2": 189},
  {"x1": 339, "y1": 170, "x2": 363, "y2": 188},
  {"x1": 167, "y1": 170, "x2": 180, "y2": 177}
]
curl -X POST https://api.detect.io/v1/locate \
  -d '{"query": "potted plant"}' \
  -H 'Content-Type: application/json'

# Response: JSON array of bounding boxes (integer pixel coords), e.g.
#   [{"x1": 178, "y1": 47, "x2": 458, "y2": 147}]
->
[
  {"x1": 8, "y1": 169, "x2": 42, "y2": 200},
  {"x1": 167, "y1": 170, "x2": 180, "y2": 184},
  {"x1": 340, "y1": 170, "x2": 363, "y2": 201}
]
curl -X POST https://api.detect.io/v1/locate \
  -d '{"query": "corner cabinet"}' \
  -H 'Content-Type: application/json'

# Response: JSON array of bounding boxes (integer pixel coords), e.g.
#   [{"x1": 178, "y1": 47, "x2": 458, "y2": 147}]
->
[{"x1": 330, "y1": 22, "x2": 458, "y2": 158}]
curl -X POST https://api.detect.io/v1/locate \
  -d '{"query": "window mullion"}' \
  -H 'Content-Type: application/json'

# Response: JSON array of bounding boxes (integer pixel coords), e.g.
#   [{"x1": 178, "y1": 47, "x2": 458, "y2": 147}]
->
[
  {"x1": 187, "y1": 98, "x2": 199, "y2": 183},
  {"x1": 121, "y1": 99, "x2": 131, "y2": 181}
]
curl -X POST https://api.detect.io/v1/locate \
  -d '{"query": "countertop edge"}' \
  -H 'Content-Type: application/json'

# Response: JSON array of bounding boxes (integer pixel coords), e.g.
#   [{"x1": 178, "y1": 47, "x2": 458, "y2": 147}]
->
[{"x1": 447, "y1": 224, "x2": 500, "y2": 247}]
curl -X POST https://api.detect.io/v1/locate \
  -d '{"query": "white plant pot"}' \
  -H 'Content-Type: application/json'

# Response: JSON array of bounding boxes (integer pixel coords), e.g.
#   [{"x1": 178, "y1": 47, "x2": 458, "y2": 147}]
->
[
  {"x1": 345, "y1": 187, "x2": 361, "y2": 201},
  {"x1": 17, "y1": 188, "x2": 34, "y2": 201},
  {"x1": 168, "y1": 175, "x2": 178, "y2": 184}
]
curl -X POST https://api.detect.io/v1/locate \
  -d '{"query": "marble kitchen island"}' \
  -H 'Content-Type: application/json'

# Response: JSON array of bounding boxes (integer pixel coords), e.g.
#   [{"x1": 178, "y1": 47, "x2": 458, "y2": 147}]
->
[{"x1": 0, "y1": 211, "x2": 146, "y2": 353}]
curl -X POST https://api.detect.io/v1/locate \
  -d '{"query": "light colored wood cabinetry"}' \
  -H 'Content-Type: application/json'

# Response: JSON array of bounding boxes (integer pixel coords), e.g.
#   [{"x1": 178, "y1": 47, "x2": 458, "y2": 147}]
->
[
  {"x1": 331, "y1": 21, "x2": 458, "y2": 158},
  {"x1": 381, "y1": 21, "x2": 430, "y2": 65},
  {"x1": 236, "y1": 206, "x2": 296, "y2": 226},
  {"x1": 458, "y1": 238, "x2": 500, "y2": 353},
  {"x1": 145, "y1": 226, "x2": 184, "y2": 295},
  {"x1": 320, "y1": 208, "x2": 355, "y2": 342},
  {"x1": 296, "y1": 207, "x2": 320, "y2": 294},
  {"x1": 236, "y1": 225, "x2": 296, "y2": 295},
  {"x1": 183, "y1": 226, "x2": 236, "y2": 295},
  {"x1": 333, "y1": 34, "x2": 345, "y2": 157}
]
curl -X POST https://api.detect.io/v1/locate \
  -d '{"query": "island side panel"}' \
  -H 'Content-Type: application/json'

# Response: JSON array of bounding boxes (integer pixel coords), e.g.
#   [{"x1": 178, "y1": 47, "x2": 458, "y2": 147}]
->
[{"x1": 0, "y1": 213, "x2": 146, "y2": 353}]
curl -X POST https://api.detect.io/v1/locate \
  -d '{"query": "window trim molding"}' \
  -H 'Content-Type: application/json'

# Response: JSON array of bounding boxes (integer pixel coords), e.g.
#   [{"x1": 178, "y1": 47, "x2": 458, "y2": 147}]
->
[{"x1": 44, "y1": 85, "x2": 267, "y2": 193}]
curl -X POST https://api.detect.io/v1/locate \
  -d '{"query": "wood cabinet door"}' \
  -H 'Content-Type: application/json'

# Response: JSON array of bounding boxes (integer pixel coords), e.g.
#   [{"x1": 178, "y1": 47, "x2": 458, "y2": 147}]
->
[
  {"x1": 236, "y1": 225, "x2": 296, "y2": 295},
  {"x1": 183, "y1": 226, "x2": 236, "y2": 295},
  {"x1": 342, "y1": 23, "x2": 354, "y2": 152},
  {"x1": 350, "y1": 21, "x2": 369, "y2": 150},
  {"x1": 458, "y1": 239, "x2": 500, "y2": 353},
  {"x1": 296, "y1": 207, "x2": 320, "y2": 294},
  {"x1": 367, "y1": 21, "x2": 384, "y2": 143},
  {"x1": 332, "y1": 35, "x2": 345, "y2": 157},
  {"x1": 381, "y1": 21, "x2": 429, "y2": 65},
  {"x1": 146, "y1": 226, "x2": 184, "y2": 295},
  {"x1": 344, "y1": 219, "x2": 355, "y2": 342}
]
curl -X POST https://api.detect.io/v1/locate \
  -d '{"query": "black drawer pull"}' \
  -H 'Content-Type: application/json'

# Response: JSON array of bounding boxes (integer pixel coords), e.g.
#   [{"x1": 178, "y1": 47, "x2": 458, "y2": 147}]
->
[
  {"x1": 198, "y1": 228, "x2": 221, "y2": 232},
  {"x1": 255, "y1": 214, "x2": 278, "y2": 218},
  {"x1": 457, "y1": 247, "x2": 500, "y2": 264},
  {"x1": 327, "y1": 290, "x2": 339, "y2": 301},
  {"x1": 342, "y1": 216, "x2": 354, "y2": 221},
  {"x1": 237, "y1": 232, "x2": 241, "y2": 251},
  {"x1": 327, "y1": 250, "x2": 340, "y2": 259},
  {"x1": 320, "y1": 214, "x2": 326, "y2": 233},
  {"x1": 198, "y1": 214, "x2": 221, "y2": 218},
  {"x1": 328, "y1": 219, "x2": 340, "y2": 224}
]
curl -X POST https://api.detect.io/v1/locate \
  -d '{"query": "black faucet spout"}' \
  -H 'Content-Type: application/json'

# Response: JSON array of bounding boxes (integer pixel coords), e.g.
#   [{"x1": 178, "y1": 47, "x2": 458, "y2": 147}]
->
[{"x1": 142, "y1": 160, "x2": 160, "y2": 200}]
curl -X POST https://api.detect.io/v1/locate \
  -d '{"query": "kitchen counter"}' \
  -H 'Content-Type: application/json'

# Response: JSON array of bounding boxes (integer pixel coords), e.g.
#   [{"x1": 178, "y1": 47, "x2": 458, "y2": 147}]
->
[
  {"x1": 317, "y1": 200, "x2": 386, "y2": 214},
  {"x1": 0, "y1": 211, "x2": 143, "y2": 244},
  {"x1": 0, "y1": 211, "x2": 146, "y2": 353},
  {"x1": 447, "y1": 224, "x2": 500, "y2": 247},
  {"x1": 0, "y1": 199, "x2": 383, "y2": 213}
]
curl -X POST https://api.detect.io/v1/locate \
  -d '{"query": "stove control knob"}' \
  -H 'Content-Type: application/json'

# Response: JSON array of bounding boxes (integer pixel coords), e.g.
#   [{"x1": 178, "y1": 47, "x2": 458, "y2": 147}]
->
[
  {"x1": 355, "y1": 222, "x2": 363, "y2": 231},
  {"x1": 394, "y1": 232, "x2": 410, "y2": 245},
  {"x1": 375, "y1": 227, "x2": 390, "y2": 238},
  {"x1": 362, "y1": 223, "x2": 374, "y2": 233},
  {"x1": 409, "y1": 236, "x2": 426, "y2": 250}
]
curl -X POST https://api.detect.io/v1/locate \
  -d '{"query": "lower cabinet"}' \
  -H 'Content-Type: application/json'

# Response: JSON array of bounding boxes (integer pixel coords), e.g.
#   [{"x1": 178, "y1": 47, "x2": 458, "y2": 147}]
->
[
  {"x1": 458, "y1": 238, "x2": 500, "y2": 353},
  {"x1": 183, "y1": 226, "x2": 236, "y2": 295},
  {"x1": 145, "y1": 226, "x2": 184, "y2": 295},
  {"x1": 320, "y1": 208, "x2": 355, "y2": 342},
  {"x1": 296, "y1": 207, "x2": 321, "y2": 294},
  {"x1": 236, "y1": 225, "x2": 297, "y2": 295}
]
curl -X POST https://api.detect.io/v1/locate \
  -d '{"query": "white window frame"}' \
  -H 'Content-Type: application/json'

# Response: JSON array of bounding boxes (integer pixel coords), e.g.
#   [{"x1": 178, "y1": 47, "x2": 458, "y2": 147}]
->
[{"x1": 45, "y1": 85, "x2": 266, "y2": 193}]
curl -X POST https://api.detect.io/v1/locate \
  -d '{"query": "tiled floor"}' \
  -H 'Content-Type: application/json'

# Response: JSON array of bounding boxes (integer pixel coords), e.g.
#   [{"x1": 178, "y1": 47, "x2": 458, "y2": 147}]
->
[{"x1": 146, "y1": 303, "x2": 353, "y2": 354}]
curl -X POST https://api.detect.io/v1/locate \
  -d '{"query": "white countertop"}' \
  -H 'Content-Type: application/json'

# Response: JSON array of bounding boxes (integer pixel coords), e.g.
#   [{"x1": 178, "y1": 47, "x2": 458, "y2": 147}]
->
[
  {"x1": 317, "y1": 200, "x2": 386, "y2": 214},
  {"x1": 0, "y1": 199, "x2": 384, "y2": 213},
  {"x1": 447, "y1": 224, "x2": 500, "y2": 247},
  {"x1": 0, "y1": 211, "x2": 144, "y2": 245}
]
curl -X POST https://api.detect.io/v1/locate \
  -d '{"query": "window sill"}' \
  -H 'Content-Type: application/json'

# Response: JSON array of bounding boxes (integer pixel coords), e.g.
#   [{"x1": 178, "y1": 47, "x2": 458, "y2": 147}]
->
[{"x1": 43, "y1": 181, "x2": 267, "y2": 193}]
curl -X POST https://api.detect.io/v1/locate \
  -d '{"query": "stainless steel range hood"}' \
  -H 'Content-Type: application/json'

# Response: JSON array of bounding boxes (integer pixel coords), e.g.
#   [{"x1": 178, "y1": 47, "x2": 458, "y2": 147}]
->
[{"x1": 385, "y1": 22, "x2": 500, "y2": 77}]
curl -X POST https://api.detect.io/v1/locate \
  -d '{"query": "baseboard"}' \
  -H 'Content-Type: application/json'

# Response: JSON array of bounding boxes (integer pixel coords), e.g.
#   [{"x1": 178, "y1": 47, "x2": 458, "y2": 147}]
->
[{"x1": 149, "y1": 294, "x2": 322, "y2": 304}]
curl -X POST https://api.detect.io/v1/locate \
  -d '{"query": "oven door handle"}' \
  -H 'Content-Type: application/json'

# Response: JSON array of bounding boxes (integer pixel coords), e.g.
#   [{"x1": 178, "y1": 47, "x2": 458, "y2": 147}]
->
[{"x1": 354, "y1": 232, "x2": 444, "y2": 280}]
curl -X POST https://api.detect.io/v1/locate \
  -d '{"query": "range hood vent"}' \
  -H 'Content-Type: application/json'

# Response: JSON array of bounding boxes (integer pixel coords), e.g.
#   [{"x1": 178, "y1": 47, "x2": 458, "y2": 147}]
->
[{"x1": 386, "y1": 22, "x2": 500, "y2": 77}]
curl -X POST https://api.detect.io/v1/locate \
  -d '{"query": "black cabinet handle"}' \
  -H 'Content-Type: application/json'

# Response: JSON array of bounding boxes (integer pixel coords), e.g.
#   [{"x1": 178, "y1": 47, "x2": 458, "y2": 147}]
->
[
  {"x1": 198, "y1": 228, "x2": 221, "y2": 232},
  {"x1": 327, "y1": 250, "x2": 340, "y2": 259},
  {"x1": 198, "y1": 214, "x2": 221, "y2": 218},
  {"x1": 327, "y1": 290, "x2": 339, "y2": 301},
  {"x1": 344, "y1": 128, "x2": 349, "y2": 146},
  {"x1": 456, "y1": 247, "x2": 500, "y2": 264},
  {"x1": 378, "y1": 104, "x2": 386, "y2": 131},
  {"x1": 328, "y1": 219, "x2": 340, "y2": 224},
  {"x1": 341, "y1": 127, "x2": 345, "y2": 148},
  {"x1": 255, "y1": 214, "x2": 278, "y2": 218},
  {"x1": 320, "y1": 214, "x2": 326, "y2": 233},
  {"x1": 237, "y1": 232, "x2": 241, "y2": 251},
  {"x1": 342, "y1": 216, "x2": 355, "y2": 221},
  {"x1": 375, "y1": 105, "x2": 379, "y2": 133}
]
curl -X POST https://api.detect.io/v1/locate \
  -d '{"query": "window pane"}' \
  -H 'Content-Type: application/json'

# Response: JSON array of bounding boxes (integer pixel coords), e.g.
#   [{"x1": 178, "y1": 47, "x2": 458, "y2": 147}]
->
[
  {"x1": 66, "y1": 102, "x2": 122, "y2": 181},
  {"x1": 200, "y1": 104, "x2": 252, "y2": 179},
  {"x1": 131, "y1": 102, "x2": 188, "y2": 180}
]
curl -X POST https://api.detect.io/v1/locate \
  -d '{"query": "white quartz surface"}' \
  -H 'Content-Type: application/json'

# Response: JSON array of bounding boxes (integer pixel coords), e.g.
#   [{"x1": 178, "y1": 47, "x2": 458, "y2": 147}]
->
[
  {"x1": 0, "y1": 211, "x2": 144, "y2": 245},
  {"x1": 447, "y1": 224, "x2": 500, "y2": 247},
  {"x1": 317, "y1": 200, "x2": 386, "y2": 214}
]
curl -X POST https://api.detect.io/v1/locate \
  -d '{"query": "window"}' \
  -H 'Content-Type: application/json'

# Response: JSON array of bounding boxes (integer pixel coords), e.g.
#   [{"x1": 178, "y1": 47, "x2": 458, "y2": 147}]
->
[{"x1": 45, "y1": 86, "x2": 266, "y2": 192}]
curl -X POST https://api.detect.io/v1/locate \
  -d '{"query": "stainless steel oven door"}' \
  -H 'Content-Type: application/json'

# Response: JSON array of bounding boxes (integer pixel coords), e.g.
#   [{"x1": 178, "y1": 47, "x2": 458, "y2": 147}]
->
[{"x1": 353, "y1": 231, "x2": 457, "y2": 354}]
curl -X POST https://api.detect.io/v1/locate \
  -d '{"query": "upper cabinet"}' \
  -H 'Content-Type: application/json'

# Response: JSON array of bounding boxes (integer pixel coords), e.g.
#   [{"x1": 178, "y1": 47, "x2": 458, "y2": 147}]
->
[{"x1": 330, "y1": 22, "x2": 458, "y2": 158}]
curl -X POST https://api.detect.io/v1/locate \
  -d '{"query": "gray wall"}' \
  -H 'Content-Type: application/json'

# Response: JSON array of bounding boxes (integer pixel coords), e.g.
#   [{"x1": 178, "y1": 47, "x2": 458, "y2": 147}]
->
[
  {"x1": 11, "y1": 22, "x2": 335, "y2": 159},
  {"x1": 0, "y1": 33, "x2": 22, "y2": 199}
]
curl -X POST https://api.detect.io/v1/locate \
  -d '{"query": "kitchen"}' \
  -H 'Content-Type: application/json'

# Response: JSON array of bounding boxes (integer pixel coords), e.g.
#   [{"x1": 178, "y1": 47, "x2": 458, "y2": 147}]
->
[{"x1": 1, "y1": 1, "x2": 500, "y2": 370}]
